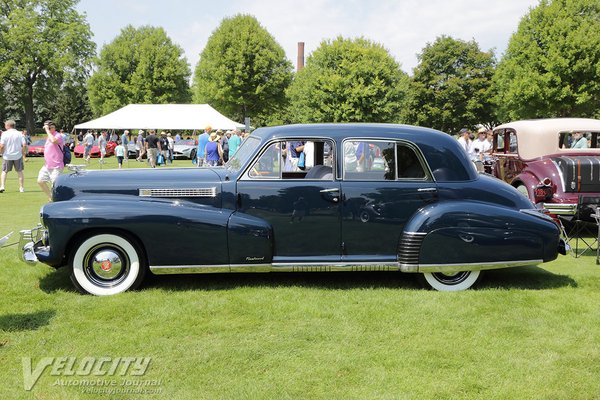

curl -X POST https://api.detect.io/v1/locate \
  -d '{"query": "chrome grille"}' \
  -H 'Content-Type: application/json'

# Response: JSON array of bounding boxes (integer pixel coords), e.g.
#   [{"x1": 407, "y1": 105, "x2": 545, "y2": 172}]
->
[
  {"x1": 139, "y1": 187, "x2": 217, "y2": 198},
  {"x1": 398, "y1": 232, "x2": 426, "y2": 265}
]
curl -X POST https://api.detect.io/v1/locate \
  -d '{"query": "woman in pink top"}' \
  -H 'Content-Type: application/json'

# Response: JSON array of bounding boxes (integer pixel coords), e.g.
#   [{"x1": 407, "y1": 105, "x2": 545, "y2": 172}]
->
[{"x1": 37, "y1": 120, "x2": 64, "y2": 201}]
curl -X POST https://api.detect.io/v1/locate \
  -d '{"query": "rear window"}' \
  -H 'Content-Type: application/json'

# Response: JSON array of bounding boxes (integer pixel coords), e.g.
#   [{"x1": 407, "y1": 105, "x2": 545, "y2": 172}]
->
[{"x1": 559, "y1": 131, "x2": 600, "y2": 149}]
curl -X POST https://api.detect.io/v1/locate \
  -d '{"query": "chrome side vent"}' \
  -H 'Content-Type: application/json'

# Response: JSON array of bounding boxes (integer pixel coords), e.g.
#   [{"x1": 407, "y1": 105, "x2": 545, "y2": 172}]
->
[
  {"x1": 139, "y1": 187, "x2": 217, "y2": 198},
  {"x1": 398, "y1": 232, "x2": 426, "y2": 265}
]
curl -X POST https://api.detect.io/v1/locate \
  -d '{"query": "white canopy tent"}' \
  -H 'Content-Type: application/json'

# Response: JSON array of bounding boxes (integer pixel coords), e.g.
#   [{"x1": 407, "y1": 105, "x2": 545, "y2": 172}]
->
[{"x1": 73, "y1": 104, "x2": 245, "y2": 131}]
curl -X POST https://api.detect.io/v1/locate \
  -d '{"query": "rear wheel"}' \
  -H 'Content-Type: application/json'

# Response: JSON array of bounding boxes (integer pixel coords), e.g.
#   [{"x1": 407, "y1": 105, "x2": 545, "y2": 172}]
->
[
  {"x1": 421, "y1": 270, "x2": 481, "y2": 291},
  {"x1": 190, "y1": 149, "x2": 197, "y2": 160},
  {"x1": 70, "y1": 233, "x2": 146, "y2": 296}
]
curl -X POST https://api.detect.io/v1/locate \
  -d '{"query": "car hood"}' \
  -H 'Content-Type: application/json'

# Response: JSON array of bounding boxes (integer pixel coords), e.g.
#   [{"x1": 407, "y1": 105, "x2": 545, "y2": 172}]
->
[
  {"x1": 174, "y1": 144, "x2": 195, "y2": 150},
  {"x1": 53, "y1": 167, "x2": 223, "y2": 206}
]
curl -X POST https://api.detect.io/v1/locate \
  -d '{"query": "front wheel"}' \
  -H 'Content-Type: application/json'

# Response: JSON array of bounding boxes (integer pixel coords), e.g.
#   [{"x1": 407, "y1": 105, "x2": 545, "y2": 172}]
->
[
  {"x1": 421, "y1": 270, "x2": 481, "y2": 291},
  {"x1": 70, "y1": 233, "x2": 146, "y2": 296}
]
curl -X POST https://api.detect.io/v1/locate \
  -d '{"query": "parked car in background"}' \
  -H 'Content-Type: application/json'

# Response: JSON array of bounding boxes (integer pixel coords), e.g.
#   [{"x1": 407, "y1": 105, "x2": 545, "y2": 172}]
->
[
  {"x1": 20, "y1": 124, "x2": 564, "y2": 295},
  {"x1": 73, "y1": 140, "x2": 117, "y2": 158},
  {"x1": 27, "y1": 139, "x2": 46, "y2": 156},
  {"x1": 491, "y1": 118, "x2": 600, "y2": 220},
  {"x1": 173, "y1": 139, "x2": 197, "y2": 160}
]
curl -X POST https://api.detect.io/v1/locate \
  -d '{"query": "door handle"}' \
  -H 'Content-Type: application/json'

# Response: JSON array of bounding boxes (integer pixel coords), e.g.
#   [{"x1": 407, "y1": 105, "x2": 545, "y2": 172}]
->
[
  {"x1": 320, "y1": 188, "x2": 340, "y2": 203},
  {"x1": 417, "y1": 187, "x2": 437, "y2": 193}
]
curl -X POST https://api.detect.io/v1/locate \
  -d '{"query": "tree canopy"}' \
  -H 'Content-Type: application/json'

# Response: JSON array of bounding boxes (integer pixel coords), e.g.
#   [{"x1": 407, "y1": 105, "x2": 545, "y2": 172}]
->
[
  {"x1": 88, "y1": 25, "x2": 191, "y2": 117},
  {"x1": 404, "y1": 36, "x2": 496, "y2": 135},
  {"x1": 494, "y1": 0, "x2": 600, "y2": 120},
  {"x1": 192, "y1": 14, "x2": 293, "y2": 125},
  {"x1": 287, "y1": 37, "x2": 408, "y2": 124},
  {"x1": 0, "y1": 0, "x2": 95, "y2": 132}
]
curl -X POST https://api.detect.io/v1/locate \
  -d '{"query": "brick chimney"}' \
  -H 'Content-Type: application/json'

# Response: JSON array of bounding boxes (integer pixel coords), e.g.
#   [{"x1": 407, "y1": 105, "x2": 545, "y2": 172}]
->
[{"x1": 297, "y1": 42, "x2": 305, "y2": 71}]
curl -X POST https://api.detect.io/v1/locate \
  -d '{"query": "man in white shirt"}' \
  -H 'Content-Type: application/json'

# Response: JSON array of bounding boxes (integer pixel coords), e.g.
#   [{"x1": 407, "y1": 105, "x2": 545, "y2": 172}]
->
[
  {"x1": 0, "y1": 120, "x2": 27, "y2": 192},
  {"x1": 472, "y1": 128, "x2": 492, "y2": 160},
  {"x1": 457, "y1": 128, "x2": 475, "y2": 159}
]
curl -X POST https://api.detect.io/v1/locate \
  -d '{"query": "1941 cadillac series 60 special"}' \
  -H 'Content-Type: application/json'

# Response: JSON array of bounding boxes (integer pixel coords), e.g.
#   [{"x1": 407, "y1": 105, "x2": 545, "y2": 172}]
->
[{"x1": 20, "y1": 124, "x2": 566, "y2": 295}]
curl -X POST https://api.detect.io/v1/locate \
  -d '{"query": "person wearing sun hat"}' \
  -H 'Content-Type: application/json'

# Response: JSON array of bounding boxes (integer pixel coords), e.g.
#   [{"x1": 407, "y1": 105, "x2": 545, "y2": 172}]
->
[{"x1": 204, "y1": 131, "x2": 223, "y2": 167}]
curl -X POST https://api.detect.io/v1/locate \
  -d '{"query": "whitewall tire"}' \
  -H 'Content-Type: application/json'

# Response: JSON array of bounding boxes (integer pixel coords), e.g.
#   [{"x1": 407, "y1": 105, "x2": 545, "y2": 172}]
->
[
  {"x1": 70, "y1": 233, "x2": 146, "y2": 296},
  {"x1": 421, "y1": 270, "x2": 481, "y2": 291}
]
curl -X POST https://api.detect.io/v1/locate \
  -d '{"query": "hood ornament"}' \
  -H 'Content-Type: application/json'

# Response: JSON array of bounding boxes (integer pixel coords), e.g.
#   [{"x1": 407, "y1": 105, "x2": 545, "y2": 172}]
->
[{"x1": 67, "y1": 164, "x2": 87, "y2": 173}]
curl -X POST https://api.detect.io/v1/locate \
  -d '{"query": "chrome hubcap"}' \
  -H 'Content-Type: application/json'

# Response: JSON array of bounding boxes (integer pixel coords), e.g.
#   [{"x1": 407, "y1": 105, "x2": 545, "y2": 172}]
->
[
  {"x1": 84, "y1": 245, "x2": 129, "y2": 287},
  {"x1": 92, "y1": 250, "x2": 123, "y2": 280}
]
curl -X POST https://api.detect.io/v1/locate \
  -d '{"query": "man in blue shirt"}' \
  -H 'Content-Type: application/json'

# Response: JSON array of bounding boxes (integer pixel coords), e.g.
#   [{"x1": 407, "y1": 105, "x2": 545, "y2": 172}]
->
[
  {"x1": 284, "y1": 141, "x2": 304, "y2": 171},
  {"x1": 196, "y1": 126, "x2": 211, "y2": 166},
  {"x1": 228, "y1": 129, "x2": 242, "y2": 159}
]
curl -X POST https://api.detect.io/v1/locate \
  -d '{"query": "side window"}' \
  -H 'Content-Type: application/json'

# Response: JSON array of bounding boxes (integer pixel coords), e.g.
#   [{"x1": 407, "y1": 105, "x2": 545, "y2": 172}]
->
[
  {"x1": 397, "y1": 144, "x2": 426, "y2": 179},
  {"x1": 508, "y1": 131, "x2": 518, "y2": 154},
  {"x1": 344, "y1": 140, "x2": 395, "y2": 181},
  {"x1": 248, "y1": 139, "x2": 334, "y2": 180},
  {"x1": 249, "y1": 142, "x2": 280, "y2": 179},
  {"x1": 494, "y1": 129, "x2": 505, "y2": 152}
]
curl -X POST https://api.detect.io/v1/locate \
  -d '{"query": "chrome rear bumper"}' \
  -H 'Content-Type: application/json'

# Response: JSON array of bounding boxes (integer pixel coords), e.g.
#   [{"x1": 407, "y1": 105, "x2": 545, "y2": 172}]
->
[{"x1": 543, "y1": 203, "x2": 577, "y2": 215}]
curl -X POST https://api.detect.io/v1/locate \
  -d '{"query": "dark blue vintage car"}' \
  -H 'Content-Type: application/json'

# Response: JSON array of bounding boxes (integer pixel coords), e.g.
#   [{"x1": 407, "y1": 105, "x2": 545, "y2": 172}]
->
[{"x1": 20, "y1": 124, "x2": 565, "y2": 295}]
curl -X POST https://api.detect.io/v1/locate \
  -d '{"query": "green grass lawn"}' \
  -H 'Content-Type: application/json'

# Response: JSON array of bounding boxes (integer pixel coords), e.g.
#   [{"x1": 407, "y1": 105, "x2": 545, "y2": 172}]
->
[{"x1": 1, "y1": 157, "x2": 599, "y2": 399}]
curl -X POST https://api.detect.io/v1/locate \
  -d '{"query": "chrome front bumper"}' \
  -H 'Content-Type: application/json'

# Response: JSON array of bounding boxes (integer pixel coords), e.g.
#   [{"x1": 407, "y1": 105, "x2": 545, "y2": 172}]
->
[{"x1": 19, "y1": 225, "x2": 46, "y2": 264}]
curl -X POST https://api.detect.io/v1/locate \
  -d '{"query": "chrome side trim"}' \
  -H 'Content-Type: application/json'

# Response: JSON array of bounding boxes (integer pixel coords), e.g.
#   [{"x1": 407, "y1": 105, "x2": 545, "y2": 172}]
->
[
  {"x1": 150, "y1": 262, "x2": 400, "y2": 274},
  {"x1": 399, "y1": 259, "x2": 542, "y2": 273},
  {"x1": 150, "y1": 264, "x2": 230, "y2": 274},
  {"x1": 139, "y1": 187, "x2": 217, "y2": 198},
  {"x1": 272, "y1": 262, "x2": 399, "y2": 272},
  {"x1": 151, "y1": 259, "x2": 541, "y2": 275}
]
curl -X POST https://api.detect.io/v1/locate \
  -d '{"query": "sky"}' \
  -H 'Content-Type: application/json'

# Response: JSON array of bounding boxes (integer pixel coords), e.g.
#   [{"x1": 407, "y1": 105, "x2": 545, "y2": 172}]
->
[{"x1": 76, "y1": 0, "x2": 540, "y2": 75}]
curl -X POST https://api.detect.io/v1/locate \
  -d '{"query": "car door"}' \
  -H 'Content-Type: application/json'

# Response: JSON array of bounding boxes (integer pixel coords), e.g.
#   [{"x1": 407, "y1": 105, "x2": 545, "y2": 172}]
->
[
  {"x1": 236, "y1": 139, "x2": 342, "y2": 264},
  {"x1": 340, "y1": 139, "x2": 438, "y2": 263}
]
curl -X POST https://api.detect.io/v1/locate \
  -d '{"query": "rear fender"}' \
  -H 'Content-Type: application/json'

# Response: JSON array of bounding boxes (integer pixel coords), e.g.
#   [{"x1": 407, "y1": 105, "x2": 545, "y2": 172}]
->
[{"x1": 401, "y1": 201, "x2": 559, "y2": 266}]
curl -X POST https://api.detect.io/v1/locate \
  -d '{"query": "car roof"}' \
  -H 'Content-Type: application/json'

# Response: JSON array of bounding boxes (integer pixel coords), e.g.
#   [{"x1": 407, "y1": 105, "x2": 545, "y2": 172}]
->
[
  {"x1": 494, "y1": 118, "x2": 600, "y2": 159},
  {"x1": 252, "y1": 123, "x2": 450, "y2": 143}
]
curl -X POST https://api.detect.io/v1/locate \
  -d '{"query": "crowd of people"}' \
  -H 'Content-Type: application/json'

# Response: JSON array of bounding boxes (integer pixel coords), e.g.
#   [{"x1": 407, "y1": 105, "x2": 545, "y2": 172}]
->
[{"x1": 0, "y1": 120, "x2": 250, "y2": 199}]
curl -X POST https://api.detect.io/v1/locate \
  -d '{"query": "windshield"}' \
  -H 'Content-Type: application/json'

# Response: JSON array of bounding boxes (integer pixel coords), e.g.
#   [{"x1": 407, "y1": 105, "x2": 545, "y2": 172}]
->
[{"x1": 226, "y1": 136, "x2": 261, "y2": 173}]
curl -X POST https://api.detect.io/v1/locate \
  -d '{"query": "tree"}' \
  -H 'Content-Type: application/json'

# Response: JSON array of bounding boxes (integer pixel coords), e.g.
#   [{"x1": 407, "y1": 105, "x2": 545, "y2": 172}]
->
[
  {"x1": 287, "y1": 37, "x2": 408, "y2": 124},
  {"x1": 494, "y1": 0, "x2": 600, "y2": 120},
  {"x1": 88, "y1": 25, "x2": 191, "y2": 117},
  {"x1": 404, "y1": 36, "x2": 497, "y2": 135},
  {"x1": 193, "y1": 14, "x2": 293, "y2": 125},
  {"x1": 0, "y1": 0, "x2": 95, "y2": 133}
]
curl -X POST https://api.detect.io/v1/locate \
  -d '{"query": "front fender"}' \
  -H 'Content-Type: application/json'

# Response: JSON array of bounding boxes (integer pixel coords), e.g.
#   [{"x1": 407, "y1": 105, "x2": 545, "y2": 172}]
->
[
  {"x1": 41, "y1": 198, "x2": 232, "y2": 268},
  {"x1": 512, "y1": 171, "x2": 540, "y2": 199},
  {"x1": 402, "y1": 201, "x2": 560, "y2": 266}
]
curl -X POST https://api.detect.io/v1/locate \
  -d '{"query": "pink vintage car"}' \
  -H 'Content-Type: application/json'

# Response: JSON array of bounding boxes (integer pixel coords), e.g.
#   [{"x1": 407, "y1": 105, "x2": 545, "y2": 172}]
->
[{"x1": 492, "y1": 118, "x2": 600, "y2": 221}]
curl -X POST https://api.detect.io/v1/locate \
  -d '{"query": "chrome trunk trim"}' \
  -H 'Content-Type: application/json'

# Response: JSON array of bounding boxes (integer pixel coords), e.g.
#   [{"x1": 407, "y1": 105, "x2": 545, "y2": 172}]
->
[{"x1": 139, "y1": 187, "x2": 217, "y2": 198}]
